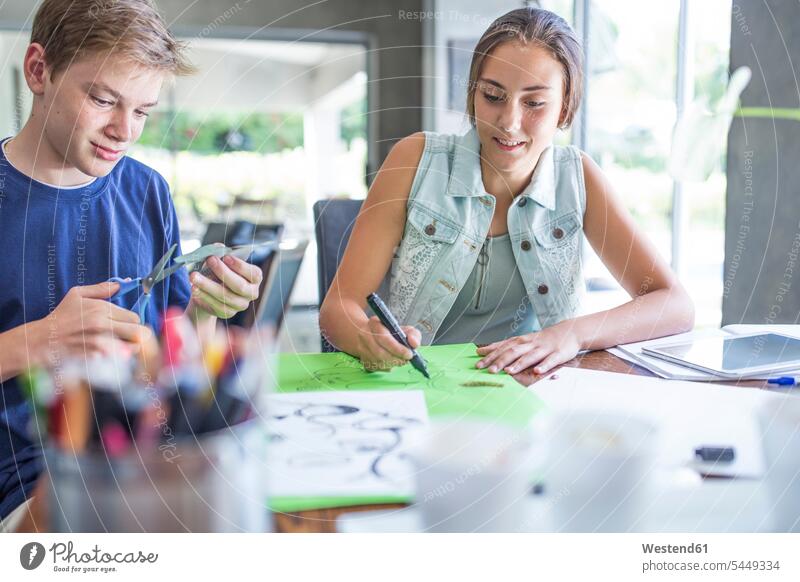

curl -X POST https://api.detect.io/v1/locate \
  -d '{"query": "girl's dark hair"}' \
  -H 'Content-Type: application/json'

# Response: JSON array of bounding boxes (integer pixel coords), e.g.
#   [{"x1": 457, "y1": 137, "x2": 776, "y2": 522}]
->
[{"x1": 466, "y1": 7, "x2": 584, "y2": 129}]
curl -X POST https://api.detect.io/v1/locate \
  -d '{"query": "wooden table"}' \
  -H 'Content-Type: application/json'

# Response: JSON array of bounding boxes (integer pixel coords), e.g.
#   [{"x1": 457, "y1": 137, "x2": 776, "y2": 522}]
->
[{"x1": 15, "y1": 350, "x2": 768, "y2": 533}]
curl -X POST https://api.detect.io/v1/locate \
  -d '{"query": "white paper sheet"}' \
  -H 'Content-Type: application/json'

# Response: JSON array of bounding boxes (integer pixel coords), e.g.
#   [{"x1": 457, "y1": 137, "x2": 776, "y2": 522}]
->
[
  {"x1": 530, "y1": 367, "x2": 778, "y2": 478},
  {"x1": 264, "y1": 390, "x2": 429, "y2": 498}
]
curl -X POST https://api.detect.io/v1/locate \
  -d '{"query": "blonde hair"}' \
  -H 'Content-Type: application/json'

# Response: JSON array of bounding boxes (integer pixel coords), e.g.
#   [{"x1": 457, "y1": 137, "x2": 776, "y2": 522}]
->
[
  {"x1": 31, "y1": 0, "x2": 195, "y2": 78},
  {"x1": 466, "y1": 7, "x2": 583, "y2": 129}
]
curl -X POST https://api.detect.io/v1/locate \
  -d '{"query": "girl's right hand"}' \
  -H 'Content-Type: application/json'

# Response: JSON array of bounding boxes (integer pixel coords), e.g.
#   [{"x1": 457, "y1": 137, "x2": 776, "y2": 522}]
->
[{"x1": 357, "y1": 316, "x2": 422, "y2": 371}]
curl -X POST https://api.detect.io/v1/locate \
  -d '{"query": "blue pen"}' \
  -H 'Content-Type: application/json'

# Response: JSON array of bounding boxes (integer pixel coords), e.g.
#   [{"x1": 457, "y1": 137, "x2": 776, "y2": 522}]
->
[{"x1": 767, "y1": 376, "x2": 797, "y2": 387}]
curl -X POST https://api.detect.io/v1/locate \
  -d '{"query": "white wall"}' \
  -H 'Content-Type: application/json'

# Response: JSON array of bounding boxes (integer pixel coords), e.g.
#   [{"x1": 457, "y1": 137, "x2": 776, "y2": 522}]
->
[
  {"x1": 173, "y1": 46, "x2": 312, "y2": 113},
  {"x1": 173, "y1": 43, "x2": 364, "y2": 113},
  {"x1": 0, "y1": 33, "x2": 33, "y2": 137}
]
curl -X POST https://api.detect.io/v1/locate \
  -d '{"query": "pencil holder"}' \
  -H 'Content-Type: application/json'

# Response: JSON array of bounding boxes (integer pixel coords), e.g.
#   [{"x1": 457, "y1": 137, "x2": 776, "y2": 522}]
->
[
  {"x1": 31, "y1": 324, "x2": 275, "y2": 532},
  {"x1": 45, "y1": 417, "x2": 270, "y2": 532}
]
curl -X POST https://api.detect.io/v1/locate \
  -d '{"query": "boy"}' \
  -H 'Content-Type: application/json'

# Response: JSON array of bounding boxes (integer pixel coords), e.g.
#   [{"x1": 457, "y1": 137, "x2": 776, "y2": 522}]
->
[{"x1": 0, "y1": 0, "x2": 262, "y2": 520}]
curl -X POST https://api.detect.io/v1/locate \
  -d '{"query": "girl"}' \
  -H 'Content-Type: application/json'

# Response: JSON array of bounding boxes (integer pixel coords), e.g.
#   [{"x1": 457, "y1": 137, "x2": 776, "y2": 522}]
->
[{"x1": 319, "y1": 7, "x2": 694, "y2": 376}]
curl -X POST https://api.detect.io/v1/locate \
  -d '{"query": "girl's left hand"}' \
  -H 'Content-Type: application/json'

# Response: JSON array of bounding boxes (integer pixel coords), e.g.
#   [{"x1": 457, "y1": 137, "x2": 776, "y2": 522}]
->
[
  {"x1": 189, "y1": 255, "x2": 262, "y2": 319},
  {"x1": 475, "y1": 322, "x2": 582, "y2": 375}
]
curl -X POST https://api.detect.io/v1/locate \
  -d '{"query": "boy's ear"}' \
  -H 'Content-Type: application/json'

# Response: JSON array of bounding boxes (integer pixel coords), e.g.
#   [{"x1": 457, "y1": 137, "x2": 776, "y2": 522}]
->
[{"x1": 24, "y1": 43, "x2": 50, "y2": 95}]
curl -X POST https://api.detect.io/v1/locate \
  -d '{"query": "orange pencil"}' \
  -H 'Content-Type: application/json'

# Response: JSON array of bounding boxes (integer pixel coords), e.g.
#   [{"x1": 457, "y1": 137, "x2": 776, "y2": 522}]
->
[{"x1": 57, "y1": 380, "x2": 92, "y2": 453}]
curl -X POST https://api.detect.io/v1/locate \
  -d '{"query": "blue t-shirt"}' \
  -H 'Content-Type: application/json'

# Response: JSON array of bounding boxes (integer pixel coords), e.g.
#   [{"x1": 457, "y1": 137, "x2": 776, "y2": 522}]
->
[{"x1": 0, "y1": 138, "x2": 191, "y2": 519}]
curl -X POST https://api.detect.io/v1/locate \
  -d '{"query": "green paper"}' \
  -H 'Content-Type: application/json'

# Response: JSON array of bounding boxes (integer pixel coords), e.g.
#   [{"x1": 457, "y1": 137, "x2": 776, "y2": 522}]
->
[
  {"x1": 269, "y1": 343, "x2": 544, "y2": 512},
  {"x1": 276, "y1": 343, "x2": 541, "y2": 424}
]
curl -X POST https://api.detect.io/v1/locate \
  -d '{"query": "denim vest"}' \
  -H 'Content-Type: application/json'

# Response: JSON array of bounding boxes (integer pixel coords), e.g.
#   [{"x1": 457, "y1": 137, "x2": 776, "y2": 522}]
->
[{"x1": 388, "y1": 128, "x2": 587, "y2": 345}]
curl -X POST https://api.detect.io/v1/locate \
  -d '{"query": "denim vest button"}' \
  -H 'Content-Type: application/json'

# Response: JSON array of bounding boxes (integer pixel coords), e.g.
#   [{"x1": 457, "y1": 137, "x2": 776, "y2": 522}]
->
[
  {"x1": 424, "y1": 224, "x2": 436, "y2": 236},
  {"x1": 520, "y1": 240, "x2": 532, "y2": 251},
  {"x1": 517, "y1": 197, "x2": 528, "y2": 207},
  {"x1": 553, "y1": 227, "x2": 564, "y2": 239},
  {"x1": 537, "y1": 284, "x2": 549, "y2": 295},
  {"x1": 479, "y1": 196, "x2": 492, "y2": 207}
]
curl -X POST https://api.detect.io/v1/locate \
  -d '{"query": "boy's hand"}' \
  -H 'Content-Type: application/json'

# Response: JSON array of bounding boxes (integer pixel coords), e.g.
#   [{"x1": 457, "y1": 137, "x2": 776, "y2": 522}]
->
[
  {"x1": 41, "y1": 282, "x2": 152, "y2": 363},
  {"x1": 188, "y1": 255, "x2": 262, "y2": 319}
]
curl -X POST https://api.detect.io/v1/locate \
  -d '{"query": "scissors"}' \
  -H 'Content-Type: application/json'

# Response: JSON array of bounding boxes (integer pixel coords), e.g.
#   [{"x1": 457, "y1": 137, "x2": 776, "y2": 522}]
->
[
  {"x1": 174, "y1": 241, "x2": 277, "y2": 271},
  {"x1": 108, "y1": 243, "x2": 182, "y2": 324}
]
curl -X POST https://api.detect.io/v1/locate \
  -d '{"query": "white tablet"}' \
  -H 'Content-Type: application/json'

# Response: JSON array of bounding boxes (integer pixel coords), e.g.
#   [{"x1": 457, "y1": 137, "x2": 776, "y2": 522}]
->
[{"x1": 641, "y1": 333, "x2": 800, "y2": 378}]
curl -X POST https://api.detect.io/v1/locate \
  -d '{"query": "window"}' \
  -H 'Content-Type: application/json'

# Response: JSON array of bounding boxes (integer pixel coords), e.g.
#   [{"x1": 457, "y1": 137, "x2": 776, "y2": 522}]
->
[{"x1": 576, "y1": 0, "x2": 732, "y2": 327}]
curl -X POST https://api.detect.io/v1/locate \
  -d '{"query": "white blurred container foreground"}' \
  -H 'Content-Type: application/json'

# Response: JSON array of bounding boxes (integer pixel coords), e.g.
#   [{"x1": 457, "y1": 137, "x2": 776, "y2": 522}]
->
[
  {"x1": 758, "y1": 394, "x2": 800, "y2": 532},
  {"x1": 542, "y1": 412, "x2": 657, "y2": 533},
  {"x1": 411, "y1": 418, "x2": 535, "y2": 532}
]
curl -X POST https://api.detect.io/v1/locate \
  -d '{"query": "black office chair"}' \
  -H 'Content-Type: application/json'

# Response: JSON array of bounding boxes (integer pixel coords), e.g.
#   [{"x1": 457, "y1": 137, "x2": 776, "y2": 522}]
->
[
  {"x1": 201, "y1": 221, "x2": 237, "y2": 246},
  {"x1": 313, "y1": 200, "x2": 363, "y2": 304},
  {"x1": 252, "y1": 239, "x2": 308, "y2": 333},
  {"x1": 312, "y1": 199, "x2": 390, "y2": 352},
  {"x1": 226, "y1": 247, "x2": 280, "y2": 329},
  {"x1": 202, "y1": 220, "x2": 284, "y2": 248},
  {"x1": 202, "y1": 220, "x2": 284, "y2": 329}
]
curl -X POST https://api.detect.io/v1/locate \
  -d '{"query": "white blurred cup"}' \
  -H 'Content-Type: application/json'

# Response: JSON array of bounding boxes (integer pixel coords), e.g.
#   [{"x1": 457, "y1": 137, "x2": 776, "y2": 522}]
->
[
  {"x1": 411, "y1": 418, "x2": 535, "y2": 532},
  {"x1": 757, "y1": 394, "x2": 800, "y2": 532},
  {"x1": 543, "y1": 412, "x2": 656, "y2": 532}
]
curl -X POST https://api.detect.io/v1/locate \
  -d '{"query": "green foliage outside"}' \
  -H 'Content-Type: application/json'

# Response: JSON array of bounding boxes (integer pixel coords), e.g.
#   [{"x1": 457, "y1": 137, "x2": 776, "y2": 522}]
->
[
  {"x1": 138, "y1": 111, "x2": 304, "y2": 154},
  {"x1": 340, "y1": 98, "x2": 366, "y2": 148}
]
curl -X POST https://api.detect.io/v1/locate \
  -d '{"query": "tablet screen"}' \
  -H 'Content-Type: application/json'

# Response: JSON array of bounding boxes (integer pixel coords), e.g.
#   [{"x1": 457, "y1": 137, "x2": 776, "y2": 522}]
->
[{"x1": 652, "y1": 333, "x2": 800, "y2": 373}]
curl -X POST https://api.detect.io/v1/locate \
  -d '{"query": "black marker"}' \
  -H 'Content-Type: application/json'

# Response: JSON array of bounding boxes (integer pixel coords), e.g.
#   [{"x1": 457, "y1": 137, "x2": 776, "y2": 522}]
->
[
  {"x1": 366, "y1": 292, "x2": 430, "y2": 379},
  {"x1": 694, "y1": 446, "x2": 735, "y2": 463}
]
